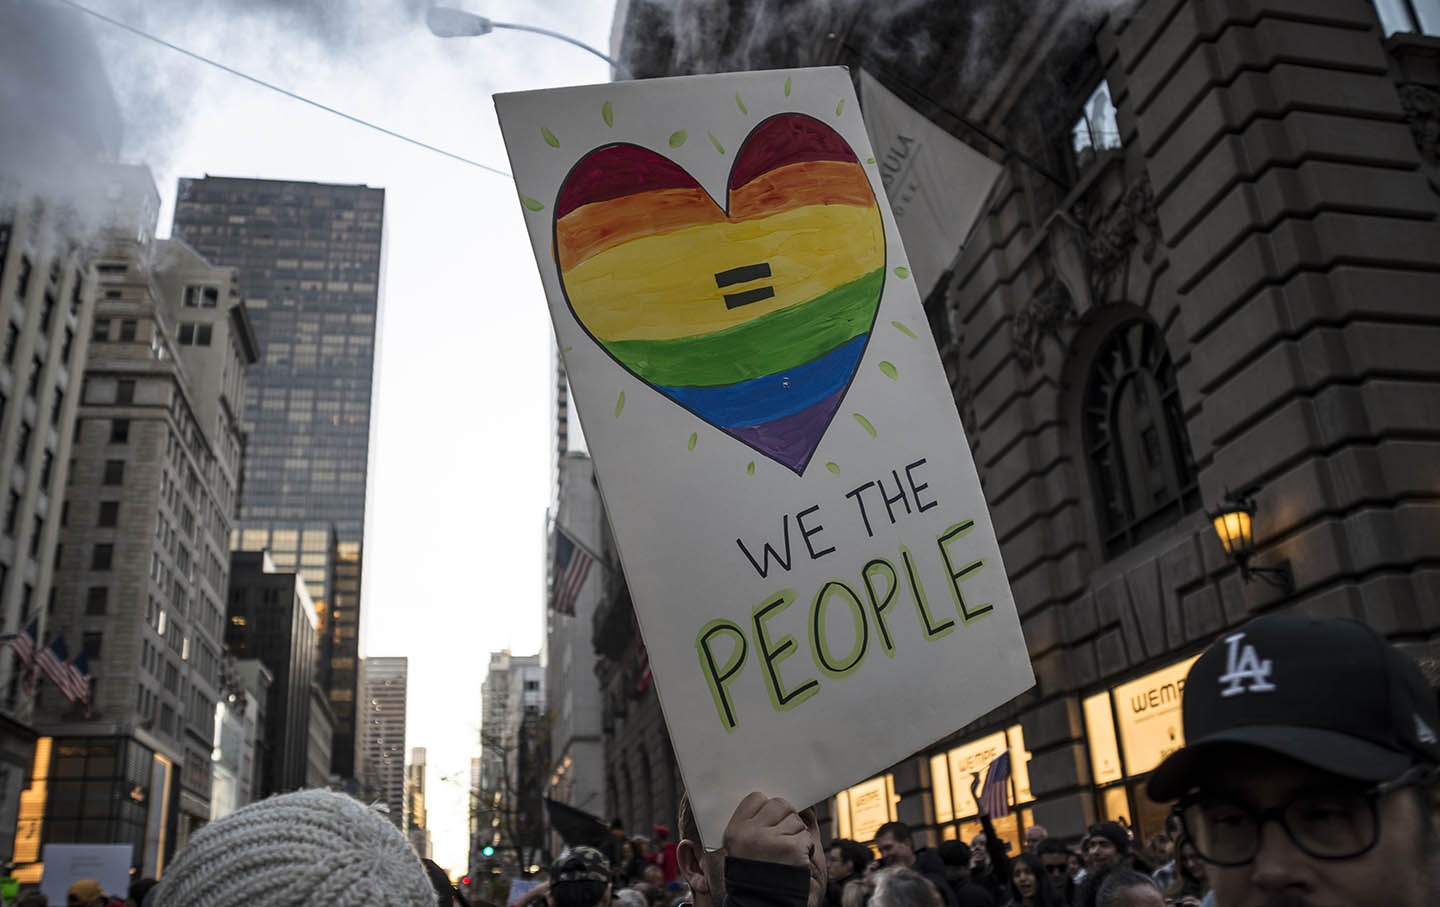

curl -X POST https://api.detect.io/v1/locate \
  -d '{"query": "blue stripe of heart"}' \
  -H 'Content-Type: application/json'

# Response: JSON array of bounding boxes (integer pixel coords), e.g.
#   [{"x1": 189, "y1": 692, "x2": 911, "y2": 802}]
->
[{"x1": 657, "y1": 334, "x2": 868, "y2": 429}]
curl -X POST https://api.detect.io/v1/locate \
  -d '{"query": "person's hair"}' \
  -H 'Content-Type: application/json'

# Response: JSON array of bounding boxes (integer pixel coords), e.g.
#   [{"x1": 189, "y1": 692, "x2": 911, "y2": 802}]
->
[
  {"x1": 614, "y1": 889, "x2": 646, "y2": 907},
  {"x1": 871, "y1": 867, "x2": 940, "y2": 907},
  {"x1": 1009, "y1": 852, "x2": 1063, "y2": 907},
  {"x1": 678, "y1": 790, "x2": 701, "y2": 846},
  {"x1": 840, "y1": 879, "x2": 868, "y2": 907},
  {"x1": 1096, "y1": 869, "x2": 1159, "y2": 907},
  {"x1": 875, "y1": 821, "x2": 913, "y2": 845},
  {"x1": 1163, "y1": 837, "x2": 1206, "y2": 900},
  {"x1": 127, "y1": 879, "x2": 158, "y2": 904},
  {"x1": 15, "y1": 891, "x2": 48, "y2": 907},
  {"x1": 828, "y1": 838, "x2": 872, "y2": 876},
  {"x1": 936, "y1": 839, "x2": 970, "y2": 868},
  {"x1": 552, "y1": 880, "x2": 609, "y2": 907},
  {"x1": 1035, "y1": 837, "x2": 1071, "y2": 858}
]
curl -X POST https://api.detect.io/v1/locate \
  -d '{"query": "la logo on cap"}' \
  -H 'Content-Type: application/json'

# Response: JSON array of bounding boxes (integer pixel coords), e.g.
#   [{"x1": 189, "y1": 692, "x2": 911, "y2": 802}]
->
[{"x1": 1218, "y1": 632, "x2": 1275, "y2": 698}]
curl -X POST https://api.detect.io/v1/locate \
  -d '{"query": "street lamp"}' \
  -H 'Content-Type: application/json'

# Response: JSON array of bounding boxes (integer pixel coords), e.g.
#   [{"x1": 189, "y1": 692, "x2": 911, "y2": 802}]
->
[
  {"x1": 1210, "y1": 490, "x2": 1294, "y2": 592},
  {"x1": 426, "y1": 6, "x2": 634, "y2": 80}
]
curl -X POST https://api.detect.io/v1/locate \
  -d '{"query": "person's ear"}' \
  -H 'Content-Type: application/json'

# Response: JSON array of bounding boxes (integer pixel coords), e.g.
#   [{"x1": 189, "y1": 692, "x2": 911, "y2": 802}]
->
[{"x1": 678, "y1": 839, "x2": 712, "y2": 895}]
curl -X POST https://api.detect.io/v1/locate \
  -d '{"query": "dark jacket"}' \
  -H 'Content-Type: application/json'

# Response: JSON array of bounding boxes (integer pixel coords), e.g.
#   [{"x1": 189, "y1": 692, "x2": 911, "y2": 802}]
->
[
  {"x1": 914, "y1": 848, "x2": 960, "y2": 907},
  {"x1": 825, "y1": 871, "x2": 858, "y2": 907},
  {"x1": 948, "y1": 879, "x2": 997, "y2": 907},
  {"x1": 724, "y1": 856, "x2": 811, "y2": 907}
]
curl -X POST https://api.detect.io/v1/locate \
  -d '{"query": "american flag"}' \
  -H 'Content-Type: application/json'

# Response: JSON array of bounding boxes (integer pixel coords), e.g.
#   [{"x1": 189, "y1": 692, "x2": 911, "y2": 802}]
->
[
  {"x1": 66, "y1": 653, "x2": 94, "y2": 711},
  {"x1": 550, "y1": 527, "x2": 595, "y2": 616},
  {"x1": 36, "y1": 636, "x2": 85, "y2": 703},
  {"x1": 980, "y1": 751, "x2": 1012, "y2": 817},
  {"x1": 7, "y1": 619, "x2": 39, "y2": 693}
]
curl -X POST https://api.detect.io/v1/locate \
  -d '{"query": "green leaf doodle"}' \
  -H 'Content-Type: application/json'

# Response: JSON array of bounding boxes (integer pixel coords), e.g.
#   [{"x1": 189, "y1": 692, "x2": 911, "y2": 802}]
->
[
  {"x1": 867, "y1": 157, "x2": 876, "y2": 164},
  {"x1": 746, "y1": 461, "x2": 756, "y2": 476},
  {"x1": 708, "y1": 132, "x2": 725, "y2": 154},
  {"x1": 878, "y1": 361, "x2": 898, "y2": 380},
  {"x1": 836, "y1": 99, "x2": 845, "y2": 116},
  {"x1": 892, "y1": 320, "x2": 918, "y2": 339},
  {"x1": 826, "y1": 462, "x2": 841, "y2": 475},
  {"x1": 687, "y1": 432, "x2": 698, "y2": 451},
  {"x1": 615, "y1": 392, "x2": 625, "y2": 418},
  {"x1": 602, "y1": 101, "x2": 614, "y2": 128},
  {"x1": 541, "y1": 126, "x2": 560, "y2": 148},
  {"x1": 736, "y1": 93, "x2": 748, "y2": 114},
  {"x1": 853, "y1": 413, "x2": 877, "y2": 438},
  {"x1": 561, "y1": 346, "x2": 573, "y2": 353},
  {"x1": 669, "y1": 130, "x2": 688, "y2": 148},
  {"x1": 894, "y1": 266, "x2": 910, "y2": 279},
  {"x1": 784, "y1": 76, "x2": 792, "y2": 97},
  {"x1": 519, "y1": 195, "x2": 545, "y2": 212}
]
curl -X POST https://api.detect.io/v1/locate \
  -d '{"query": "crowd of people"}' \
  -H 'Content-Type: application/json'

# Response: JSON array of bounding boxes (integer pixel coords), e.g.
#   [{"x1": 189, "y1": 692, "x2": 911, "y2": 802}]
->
[{"x1": 11, "y1": 614, "x2": 1438, "y2": 907}]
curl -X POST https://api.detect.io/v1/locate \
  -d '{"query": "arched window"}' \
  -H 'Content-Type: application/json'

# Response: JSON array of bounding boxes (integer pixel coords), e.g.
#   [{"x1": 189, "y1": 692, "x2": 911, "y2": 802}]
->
[{"x1": 1082, "y1": 317, "x2": 1199, "y2": 557}]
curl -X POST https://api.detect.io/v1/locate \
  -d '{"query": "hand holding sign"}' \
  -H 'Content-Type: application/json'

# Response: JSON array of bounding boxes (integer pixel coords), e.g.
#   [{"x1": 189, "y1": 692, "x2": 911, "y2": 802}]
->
[{"x1": 723, "y1": 792, "x2": 812, "y2": 867}]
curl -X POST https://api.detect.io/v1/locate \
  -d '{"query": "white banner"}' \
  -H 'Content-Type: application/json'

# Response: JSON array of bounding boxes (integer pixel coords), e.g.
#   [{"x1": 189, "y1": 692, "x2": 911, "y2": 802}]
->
[
  {"x1": 858, "y1": 69, "x2": 1002, "y2": 300},
  {"x1": 495, "y1": 67, "x2": 1033, "y2": 848}
]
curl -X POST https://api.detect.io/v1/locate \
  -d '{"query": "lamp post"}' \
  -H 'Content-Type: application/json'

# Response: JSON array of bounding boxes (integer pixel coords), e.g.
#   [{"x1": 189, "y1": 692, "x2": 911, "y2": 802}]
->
[
  {"x1": 426, "y1": 7, "x2": 634, "y2": 80},
  {"x1": 1210, "y1": 490, "x2": 1294, "y2": 592}
]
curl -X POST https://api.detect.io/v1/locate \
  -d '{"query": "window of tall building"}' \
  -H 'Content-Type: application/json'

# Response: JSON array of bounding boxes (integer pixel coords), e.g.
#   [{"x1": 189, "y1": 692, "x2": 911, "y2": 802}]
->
[
  {"x1": 1082, "y1": 317, "x2": 1199, "y2": 558},
  {"x1": 1374, "y1": 0, "x2": 1439, "y2": 34},
  {"x1": 39, "y1": 451, "x2": 53, "y2": 489},
  {"x1": 1072, "y1": 81, "x2": 1122, "y2": 168},
  {"x1": 28, "y1": 516, "x2": 42, "y2": 557},
  {"x1": 110, "y1": 419, "x2": 129, "y2": 444},
  {"x1": 103, "y1": 459, "x2": 125, "y2": 486},
  {"x1": 50, "y1": 388, "x2": 63, "y2": 427},
  {"x1": 26, "y1": 357, "x2": 41, "y2": 397},
  {"x1": 91, "y1": 543, "x2": 114, "y2": 570},
  {"x1": 92, "y1": 319, "x2": 109, "y2": 342},
  {"x1": 4, "y1": 492, "x2": 18, "y2": 536},
  {"x1": 61, "y1": 327, "x2": 73, "y2": 364},
  {"x1": 3, "y1": 323, "x2": 17, "y2": 365},
  {"x1": 98, "y1": 501, "x2": 119, "y2": 527},
  {"x1": 184, "y1": 285, "x2": 220, "y2": 308},
  {"x1": 15, "y1": 256, "x2": 31, "y2": 298},
  {"x1": 40, "y1": 293, "x2": 54, "y2": 333},
  {"x1": 178, "y1": 324, "x2": 194, "y2": 344},
  {"x1": 119, "y1": 320, "x2": 137, "y2": 342},
  {"x1": 86, "y1": 585, "x2": 108, "y2": 615},
  {"x1": 196, "y1": 325, "x2": 213, "y2": 347},
  {"x1": 15, "y1": 421, "x2": 30, "y2": 464},
  {"x1": 116, "y1": 380, "x2": 135, "y2": 404}
]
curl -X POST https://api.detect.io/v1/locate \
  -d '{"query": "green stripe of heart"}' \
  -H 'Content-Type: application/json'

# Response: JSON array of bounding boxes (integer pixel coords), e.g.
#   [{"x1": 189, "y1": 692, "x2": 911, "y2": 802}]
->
[{"x1": 599, "y1": 267, "x2": 883, "y2": 388}]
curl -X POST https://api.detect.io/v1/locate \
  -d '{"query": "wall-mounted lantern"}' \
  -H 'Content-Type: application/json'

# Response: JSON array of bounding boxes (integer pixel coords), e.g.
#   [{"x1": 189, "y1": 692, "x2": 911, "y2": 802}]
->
[{"x1": 1210, "y1": 491, "x2": 1294, "y2": 592}]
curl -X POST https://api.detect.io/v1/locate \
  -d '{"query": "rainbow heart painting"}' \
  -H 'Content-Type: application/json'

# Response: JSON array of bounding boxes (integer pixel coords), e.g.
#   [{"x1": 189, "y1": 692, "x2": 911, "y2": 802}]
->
[{"x1": 554, "y1": 113, "x2": 886, "y2": 474}]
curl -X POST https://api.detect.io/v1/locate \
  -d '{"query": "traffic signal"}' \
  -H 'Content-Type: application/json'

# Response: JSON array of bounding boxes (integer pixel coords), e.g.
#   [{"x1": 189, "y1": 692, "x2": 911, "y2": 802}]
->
[
  {"x1": 482, "y1": 845, "x2": 494, "y2": 857},
  {"x1": 461, "y1": 876, "x2": 471, "y2": 886}
]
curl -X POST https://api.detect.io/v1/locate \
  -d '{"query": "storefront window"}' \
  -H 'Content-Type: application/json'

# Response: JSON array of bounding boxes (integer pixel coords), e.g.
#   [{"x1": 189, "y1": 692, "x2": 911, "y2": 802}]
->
[
  {"x1": 926, "y1": 724, "x2": 1034, "y2": 853},
  {"x1": 834, "y1": 774, "x2": 897, "y2": 843},
  {"x1": 1083, "y1": 655, "x2": 1200, "y2": 841}
]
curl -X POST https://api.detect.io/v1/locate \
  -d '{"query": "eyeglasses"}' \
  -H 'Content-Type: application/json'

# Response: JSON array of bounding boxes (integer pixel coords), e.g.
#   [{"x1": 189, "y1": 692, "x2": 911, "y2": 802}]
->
[{"x1": 1175, "y1": 765, "x2": 1436, "y2": 867}]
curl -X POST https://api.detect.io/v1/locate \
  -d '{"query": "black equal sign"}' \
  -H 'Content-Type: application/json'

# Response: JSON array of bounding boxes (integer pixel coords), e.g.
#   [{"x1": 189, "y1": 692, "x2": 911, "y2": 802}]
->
[{"x1": 714, "y1": 262, "x2": 775, "y2": 309}]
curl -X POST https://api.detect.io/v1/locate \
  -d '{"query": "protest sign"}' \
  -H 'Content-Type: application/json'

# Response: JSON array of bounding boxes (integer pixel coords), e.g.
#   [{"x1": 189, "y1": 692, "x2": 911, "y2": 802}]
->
[
  {"x1": 40, "y1": 843, "x2": 131, "y2": 903},
  {"x1": 495, "y1": 67, "x2": 1033, "y2": 847}
]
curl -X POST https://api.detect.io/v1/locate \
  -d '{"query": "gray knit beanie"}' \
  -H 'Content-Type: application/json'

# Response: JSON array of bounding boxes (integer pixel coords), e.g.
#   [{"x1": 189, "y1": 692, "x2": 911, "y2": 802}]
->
[{"x1": 151, "y1": 788, "x2": 435, "y2": 906}]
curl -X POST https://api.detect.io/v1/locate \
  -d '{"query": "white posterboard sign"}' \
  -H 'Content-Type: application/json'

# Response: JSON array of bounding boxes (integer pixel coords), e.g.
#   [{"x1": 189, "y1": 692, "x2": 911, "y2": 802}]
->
[
  {"x1": 495, "y1": 67, "x2": 1033, "y2": 848},
  {"x1": 40, "y1": 843, "x2": 132, "y2": 903}
]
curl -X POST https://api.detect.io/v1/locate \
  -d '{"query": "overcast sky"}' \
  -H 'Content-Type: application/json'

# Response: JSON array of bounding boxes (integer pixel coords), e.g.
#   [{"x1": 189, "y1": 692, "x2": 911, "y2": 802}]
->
[{"x1": 63, "y1": 0, "x2": 615, "y2": 873}]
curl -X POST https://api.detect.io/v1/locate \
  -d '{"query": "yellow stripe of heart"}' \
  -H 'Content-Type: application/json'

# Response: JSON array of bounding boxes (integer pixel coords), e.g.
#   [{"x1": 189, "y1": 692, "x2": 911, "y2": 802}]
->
[{"x1": 561, "y1": 202, "x2": 884, "y2": 343}]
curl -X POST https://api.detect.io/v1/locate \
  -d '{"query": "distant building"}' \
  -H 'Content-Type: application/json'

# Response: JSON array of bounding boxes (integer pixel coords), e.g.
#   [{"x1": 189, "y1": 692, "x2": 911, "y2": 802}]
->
[
  {"x1": 307, "y1": 682, "x2": 335, "y2": 790},
  {"x1": 211, "y1": 657, "x2": 269, "y2": 821},
  {"x1": 476, "y1": 650, "x2": 545, "y2": 874},
  {"x1": 224, "y1": 550, "x2": 317, "y2": 796},
  {"x1": 405, "y1": 746, "x2": 431, "y2": 859},
  {"x1": 18, "y1": 164, "x2": 256, "y2": 876},
  {"x1": 359, "y1": 656, "x2": 407, "y2": 828},
  {"x1": 545, "y1": 453, "x2": 607, "y2": 855},
  {"x1": 172, "y1": 176, "x2": 384, "y2": 783},
  {"x1": 0, "y1": 0, "x2": 119, "y2": 866}
]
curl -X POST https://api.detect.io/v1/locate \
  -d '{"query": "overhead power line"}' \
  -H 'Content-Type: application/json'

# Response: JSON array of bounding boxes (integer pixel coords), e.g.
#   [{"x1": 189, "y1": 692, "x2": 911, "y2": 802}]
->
[{"x1": 52, "y1": 0, "x2": 513, "y2": 179}]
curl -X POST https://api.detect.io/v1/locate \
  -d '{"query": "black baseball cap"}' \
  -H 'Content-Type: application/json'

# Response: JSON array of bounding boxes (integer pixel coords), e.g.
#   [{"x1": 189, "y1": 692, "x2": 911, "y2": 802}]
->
[{"x1": 1147, "y1": 615, "x2": 1440, "y2": 801}]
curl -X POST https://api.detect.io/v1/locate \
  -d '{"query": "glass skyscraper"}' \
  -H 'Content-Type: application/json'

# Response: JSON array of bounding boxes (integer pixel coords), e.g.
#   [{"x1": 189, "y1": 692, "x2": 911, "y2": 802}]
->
[{"x1": 172, "y1": 177, "x2": 383, "y2": 780}]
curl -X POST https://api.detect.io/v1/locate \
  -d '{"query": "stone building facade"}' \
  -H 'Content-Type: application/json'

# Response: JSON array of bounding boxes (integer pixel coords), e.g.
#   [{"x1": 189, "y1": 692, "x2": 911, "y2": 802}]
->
[{"x1": 605, "y1": 0, "x2": 1440, "y2": 849}]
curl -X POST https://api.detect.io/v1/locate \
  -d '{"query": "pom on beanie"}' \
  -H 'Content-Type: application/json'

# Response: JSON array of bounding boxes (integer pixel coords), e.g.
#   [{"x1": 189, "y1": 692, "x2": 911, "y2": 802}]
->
[{"x1": 151, "y1": 788, "x2": 434, "y2": 907}]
